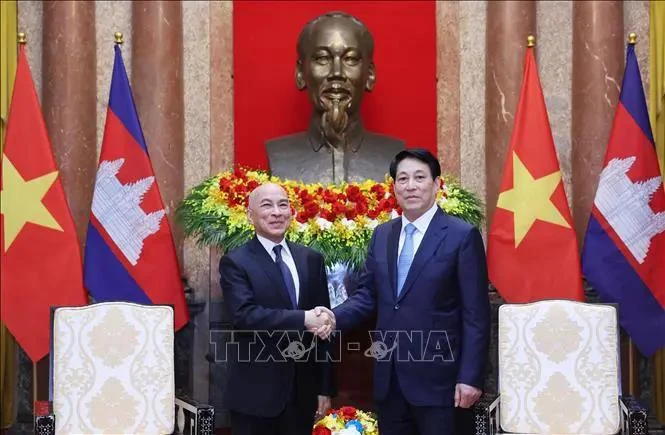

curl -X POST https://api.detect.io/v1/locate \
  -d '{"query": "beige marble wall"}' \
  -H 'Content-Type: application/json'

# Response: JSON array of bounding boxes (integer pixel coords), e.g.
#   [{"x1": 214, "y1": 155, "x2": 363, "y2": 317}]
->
[
  {"x1": 209, "y1": 0, "x2": 234, "y2": 303},
  {"x1": 95, "y1": 1, "x2": 132, "y2": 158},
  {"x1": 459, "y1": 0, "x2": 487, "y2": 206},
  {"x1": 437, "y1": 1, "x2": 460, "y2": 179},
  {"x1": 537, "y1": 0, "x2": 573, "y2": 204},
  {"x1": 625, "y1": 0, "x2": 650, "y2": 96},
  {"x1": 17, "y1": 1, "x2": 42, "y2": 99},
  {"x1": 183, "y1": 0, "x2": 212, "y2": 300}
]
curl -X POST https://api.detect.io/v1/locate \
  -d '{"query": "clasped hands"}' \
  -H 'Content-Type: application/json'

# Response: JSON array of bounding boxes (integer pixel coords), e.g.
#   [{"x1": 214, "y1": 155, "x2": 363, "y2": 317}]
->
[{"x1": 304, "y1": 306, "x2": 335, "y2": 339}]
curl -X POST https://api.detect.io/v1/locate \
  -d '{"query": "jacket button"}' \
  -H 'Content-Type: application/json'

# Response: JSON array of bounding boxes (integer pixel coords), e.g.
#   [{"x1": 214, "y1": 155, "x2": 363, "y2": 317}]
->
[{"x1": 394, "y1": 304, "x2": 400, "y2": 310}]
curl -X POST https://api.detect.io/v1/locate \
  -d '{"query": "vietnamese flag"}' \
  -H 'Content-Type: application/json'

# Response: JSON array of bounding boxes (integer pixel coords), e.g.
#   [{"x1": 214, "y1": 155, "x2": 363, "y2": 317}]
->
[
  {"x1": 487, "y1": 42, "x2": 584, "y2": 303},
  {"x1": 0, "y1": 45, "x2": 87, "y2": 362}
]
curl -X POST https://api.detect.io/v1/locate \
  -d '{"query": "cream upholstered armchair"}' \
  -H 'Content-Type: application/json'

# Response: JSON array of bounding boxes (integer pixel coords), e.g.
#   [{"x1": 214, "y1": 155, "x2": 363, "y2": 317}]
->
[
  {"x1": 472, "y1": 300, "x2": 649, "y2": 435},
  {"x1": 34, "y1": 302, "x2": 214, "y2": 435}
]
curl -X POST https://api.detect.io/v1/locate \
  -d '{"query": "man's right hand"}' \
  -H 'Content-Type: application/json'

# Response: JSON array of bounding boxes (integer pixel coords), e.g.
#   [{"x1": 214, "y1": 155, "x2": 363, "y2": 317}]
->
[{"x1": 305, "y1": 306, "x2": 335, "y2": 339}]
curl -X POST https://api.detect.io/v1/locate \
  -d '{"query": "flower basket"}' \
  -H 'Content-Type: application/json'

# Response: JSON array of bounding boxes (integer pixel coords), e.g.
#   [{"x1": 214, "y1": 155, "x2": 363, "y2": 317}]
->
[
  {"x1": 176, "y1": 168, "x2": 483, "y2": 270},
  {"x1": 313, "y1": 406, "x2": 378, "y2": 434}
]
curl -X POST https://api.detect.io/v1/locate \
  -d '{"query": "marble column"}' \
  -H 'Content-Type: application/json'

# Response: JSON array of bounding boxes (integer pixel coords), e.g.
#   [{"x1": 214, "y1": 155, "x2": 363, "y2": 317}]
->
[
  {"x1": 132, "y1": 0, "x2": 185, "y2": 263},
  {"x1": 571, "y1": 1, "x2": 623, "y2": 245},
  {"x1": 437, "y1": 1, "x2": 460, "y2": 178},
  {"x1": 485, "y1": 1, "x2": 537, "y2": 225},
  {"x1": 208, "y1": 0, "x2": 234, "y2": 423},
  {"x1": 42, "y1": 1, "x2": 97, "y2": 249}
]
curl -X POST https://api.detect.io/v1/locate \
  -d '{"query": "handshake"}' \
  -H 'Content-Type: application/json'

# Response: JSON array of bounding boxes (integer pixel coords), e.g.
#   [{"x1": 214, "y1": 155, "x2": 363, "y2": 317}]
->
[{"x1": 304, "y1": 306, "x2": 336, "y2": 340}]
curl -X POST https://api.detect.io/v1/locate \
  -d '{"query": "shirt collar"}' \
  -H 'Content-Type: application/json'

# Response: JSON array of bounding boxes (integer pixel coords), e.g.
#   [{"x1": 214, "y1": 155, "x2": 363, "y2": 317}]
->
[
  {"x1": 256, "y1": 234, "x2": 291, "y2": 257},
  {"x1": 401, "y1": 202, "x2": 439, "y2": 235}
]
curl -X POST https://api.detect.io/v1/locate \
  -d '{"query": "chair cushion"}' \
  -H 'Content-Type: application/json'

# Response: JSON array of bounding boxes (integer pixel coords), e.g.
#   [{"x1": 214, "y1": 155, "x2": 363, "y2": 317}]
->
[
  {"x1": 498, "y1": 300, "x2": 620, "y2": 434},
  {"x1": 53, "y1": 302, "x2": 175, "y2": 434}
]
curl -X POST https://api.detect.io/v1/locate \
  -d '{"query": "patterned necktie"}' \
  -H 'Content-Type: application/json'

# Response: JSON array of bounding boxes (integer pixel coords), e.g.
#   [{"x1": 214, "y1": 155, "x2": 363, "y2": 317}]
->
[
  {"x1": 397, "y1": 223, "x2": 417, "y2": 297},
  {"x1": 273, "y1": 245, "x2": 297, "y2": 308}
]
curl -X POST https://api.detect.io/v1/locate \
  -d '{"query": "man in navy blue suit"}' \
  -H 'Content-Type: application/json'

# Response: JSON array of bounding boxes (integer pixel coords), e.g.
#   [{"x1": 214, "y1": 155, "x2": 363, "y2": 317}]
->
[
  {"x1": 220, "y1": 183, "x2": 336, "y2": 435},
  {"x1": 329, "y1": 149, "x2": 490, "y2": 435}
]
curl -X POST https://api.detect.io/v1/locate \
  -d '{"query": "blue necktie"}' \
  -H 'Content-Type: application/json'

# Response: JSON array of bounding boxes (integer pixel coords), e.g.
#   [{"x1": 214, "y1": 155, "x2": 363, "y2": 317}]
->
[
  {"x1": 397, "y1": 223, "x2": 417, "y2": 296},
  {"x1": 273, "y1": 245, "x2": 297, "y2": 308}
]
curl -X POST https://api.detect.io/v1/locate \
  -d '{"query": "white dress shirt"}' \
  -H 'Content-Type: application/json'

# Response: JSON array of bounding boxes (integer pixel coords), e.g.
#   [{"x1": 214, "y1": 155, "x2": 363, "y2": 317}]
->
[
  {"x1": 256, "y1": 234, "x2": 300, "y2": 302},
  {"x1": 398, "y1": 202, "x2": 439, "y2": 256}
]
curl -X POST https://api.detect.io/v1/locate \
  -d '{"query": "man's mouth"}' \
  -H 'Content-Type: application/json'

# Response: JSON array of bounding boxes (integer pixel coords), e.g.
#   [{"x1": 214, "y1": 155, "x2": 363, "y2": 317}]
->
[{"x1": 322, "y1": 89, "x2": 351, "y2": 100}]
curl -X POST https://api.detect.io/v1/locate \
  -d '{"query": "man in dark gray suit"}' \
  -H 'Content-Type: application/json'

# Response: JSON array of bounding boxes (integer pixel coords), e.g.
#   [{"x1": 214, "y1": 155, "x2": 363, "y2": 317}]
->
[{"x1": 220, "y1": 183, "x2": 336, "y2": 435}]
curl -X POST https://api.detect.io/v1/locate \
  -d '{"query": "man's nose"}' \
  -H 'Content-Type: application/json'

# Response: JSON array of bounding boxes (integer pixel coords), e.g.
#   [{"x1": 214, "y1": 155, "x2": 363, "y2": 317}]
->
[
  {"x1": 328, "y1": 56, "x2": 344, "y2": 79},
  {"x1": 405, "y1": 178, "x2": 417, "y2": 190}
]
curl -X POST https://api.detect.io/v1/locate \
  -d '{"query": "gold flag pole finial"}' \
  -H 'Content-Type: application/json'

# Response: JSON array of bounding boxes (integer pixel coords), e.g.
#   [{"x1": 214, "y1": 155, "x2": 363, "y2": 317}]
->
[
  {"x1": 18, "y1": 32, "x2": 27, "y2": 45},
  {"x1": 628, "y1": 32, "x2": 637, "y2": 45},
  {"x1": 114, "y1": 32, "x2": 123, "y2": 45},
  {"x1": 527, "y1": 35, "x2": 536, "y2": 48}
]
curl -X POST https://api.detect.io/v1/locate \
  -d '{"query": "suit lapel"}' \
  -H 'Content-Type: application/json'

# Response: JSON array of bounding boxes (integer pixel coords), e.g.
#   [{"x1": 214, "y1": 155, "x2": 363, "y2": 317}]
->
[
  {"x1": 287, "y1": 241, "x2": 309, "y2": 309},
  {"x1": 397, "y1": 209, "x2": 449, "y2": 302},
  {"x1": 387, "y1": 219, "x2": 401, "y2": 302},
  {"x1": 248, "y1": 237, "x2": 293, "y2": 308}
]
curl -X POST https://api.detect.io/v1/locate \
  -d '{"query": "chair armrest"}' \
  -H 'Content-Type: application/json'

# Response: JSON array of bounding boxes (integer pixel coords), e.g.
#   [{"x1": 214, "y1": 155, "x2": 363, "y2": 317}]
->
[
  {"x1": 34, "y1": 414, "x2": 55, "y2": 435},
  {"x1": 620, "y1": 395, "x2": 649, "y2": 435},
  {"x1": 175, "y1": 396, "x2": 215, "y2": 435},
  {"x1": 472, "y1": 393, "x2": 500, "y2": 435}
]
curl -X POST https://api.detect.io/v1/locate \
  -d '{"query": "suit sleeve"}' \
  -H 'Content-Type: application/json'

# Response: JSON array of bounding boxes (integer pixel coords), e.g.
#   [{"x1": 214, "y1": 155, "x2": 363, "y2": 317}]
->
[
  {"x1": 456, "y1": 227, "x2": 491, "y2": 389},
  {"x1": 220, "y1": 254, "x2": 305, "y2": 331},
  {"x1": 333, "y1": 229, "x2": 379, "y2": 331},
  {"x1": 314, "y1": 254, "x2": 337, "y2": 397}
]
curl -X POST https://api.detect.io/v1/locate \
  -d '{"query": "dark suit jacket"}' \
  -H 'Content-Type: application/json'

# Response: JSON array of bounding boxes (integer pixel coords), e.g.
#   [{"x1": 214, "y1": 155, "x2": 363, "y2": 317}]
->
[
  {"x1": 220, "y1": 237, "x2": 336, "y2": 418},
  {"x1": 334, "y1": 209, "x2": 490, "y2": 407}
]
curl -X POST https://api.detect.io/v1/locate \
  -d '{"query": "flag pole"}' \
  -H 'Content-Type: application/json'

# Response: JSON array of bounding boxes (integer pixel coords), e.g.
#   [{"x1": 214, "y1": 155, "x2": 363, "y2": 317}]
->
[
  {"x1": 624, "y1": 31, "x2": 641, "y2": 397},
  {"x1": 16, "y1": 29, "x2": 40, "y2": 416}
]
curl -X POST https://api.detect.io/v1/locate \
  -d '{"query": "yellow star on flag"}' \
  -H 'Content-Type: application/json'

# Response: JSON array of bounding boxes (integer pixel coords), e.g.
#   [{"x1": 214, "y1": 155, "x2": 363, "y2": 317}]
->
[
  {"x1": 496, "y1": 151, "x2": 570, "y2": 247},
  {"x1": 1, "y1": 155, "x2": 63, "y2": 251}
]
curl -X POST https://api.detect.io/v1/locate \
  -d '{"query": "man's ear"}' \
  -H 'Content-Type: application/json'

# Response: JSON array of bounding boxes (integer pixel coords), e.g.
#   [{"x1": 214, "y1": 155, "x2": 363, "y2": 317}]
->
[
  {"x1": 295, "y1": 60, "x2": 306, "y2": 90},
  {"x1": 246, "y1": 210, "x2": 254, "y2": 226},
  {"x1": 365, "y1": 61, "x2": 376, "y2": 92}
]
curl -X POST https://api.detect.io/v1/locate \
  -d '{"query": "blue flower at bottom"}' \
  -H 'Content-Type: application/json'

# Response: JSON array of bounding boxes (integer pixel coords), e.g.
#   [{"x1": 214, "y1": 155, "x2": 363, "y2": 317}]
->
[{"x1": 345, "y1": 419, "x2": 364, "y2": 433}]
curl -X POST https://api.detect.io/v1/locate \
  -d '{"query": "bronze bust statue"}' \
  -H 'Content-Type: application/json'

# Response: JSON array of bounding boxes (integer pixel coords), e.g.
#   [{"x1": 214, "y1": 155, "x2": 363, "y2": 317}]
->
[{"x1": 266, "y1": 11, "x2": 404, "y2": 184}]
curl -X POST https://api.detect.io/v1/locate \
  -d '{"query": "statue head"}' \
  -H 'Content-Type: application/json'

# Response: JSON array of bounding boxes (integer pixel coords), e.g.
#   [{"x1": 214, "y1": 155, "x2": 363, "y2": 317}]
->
[{"x1": 295, "y1": 12, "x2": 376, "y2": 144}]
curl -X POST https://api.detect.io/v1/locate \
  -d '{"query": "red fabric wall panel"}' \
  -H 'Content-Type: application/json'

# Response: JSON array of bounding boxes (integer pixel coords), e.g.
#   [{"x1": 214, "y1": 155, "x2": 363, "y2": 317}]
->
[{"x1": 233, "y1": 0, "x2": 437, "y2": 170}]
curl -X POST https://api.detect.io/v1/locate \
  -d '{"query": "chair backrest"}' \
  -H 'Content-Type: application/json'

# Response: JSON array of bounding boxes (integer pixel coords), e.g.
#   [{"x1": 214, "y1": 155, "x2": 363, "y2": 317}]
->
[
  {"x1": 52, "y1": 302, "x2": 175, "y2": 434},
  {"x1": 498, "y1": 300, "x2": 620, "y2": 434}
]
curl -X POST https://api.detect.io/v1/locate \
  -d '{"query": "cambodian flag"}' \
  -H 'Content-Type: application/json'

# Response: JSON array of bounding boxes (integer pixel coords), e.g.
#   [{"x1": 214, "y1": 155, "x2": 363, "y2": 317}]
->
[
  {"x1": 582, "y1": 42, "x2": 665, "y2": 356},
  {"x1": 83, "y1": 45, "x2": 189, "y2": 329}
]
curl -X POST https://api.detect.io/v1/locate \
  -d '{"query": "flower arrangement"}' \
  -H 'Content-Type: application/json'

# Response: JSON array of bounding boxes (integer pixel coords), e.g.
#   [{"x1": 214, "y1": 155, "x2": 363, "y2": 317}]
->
[
  {"x1": 176, "y1": 167, "x2": 483, "y2": 269},
  {"x1": 313, "y1": 406, "x2": 378, "y2": 435}
]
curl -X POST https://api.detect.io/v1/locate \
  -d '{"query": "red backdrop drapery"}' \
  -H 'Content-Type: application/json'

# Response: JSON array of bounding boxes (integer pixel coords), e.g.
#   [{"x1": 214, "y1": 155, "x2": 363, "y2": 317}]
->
[{"x1": 233, "y1": 0, "x2": 437, "y2": 170}]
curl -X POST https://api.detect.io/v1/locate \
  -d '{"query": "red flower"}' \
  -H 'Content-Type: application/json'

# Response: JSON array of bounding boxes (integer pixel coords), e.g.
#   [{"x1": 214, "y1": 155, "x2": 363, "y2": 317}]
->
[
  {"x1": 339, "y1": 406, "x2": 357, "y2": 420},
  {"x1": 219, "y1": 177, "x2": 232, "y2": 192},
  {"x1": 367, "y1": 208, "x2": 380, "y2": 219},
  {"x1": 345, "y1": 185, "x2": 361, "y2": 202},
  {"x1": 295, "y1": 213, "x2": 308, "y2": 224},
  {"x1": 312, "y1": 426, "x2": 332, "y2": 435},
  {"x1": 354, "y1": 202, "x2": 368, "y2": 216},
  {"x1": 247, "y1": 179, "x2": 259, "y2": 191},
  {"x1": 322, "y1": 190, "x2": 337, "y2": 203},
  {"x1": 332, "y1": 202, "x2": 346, "y2": 216},
  {"x1": 303, "y1": 201, "x2": 320, "y2": 217}
]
